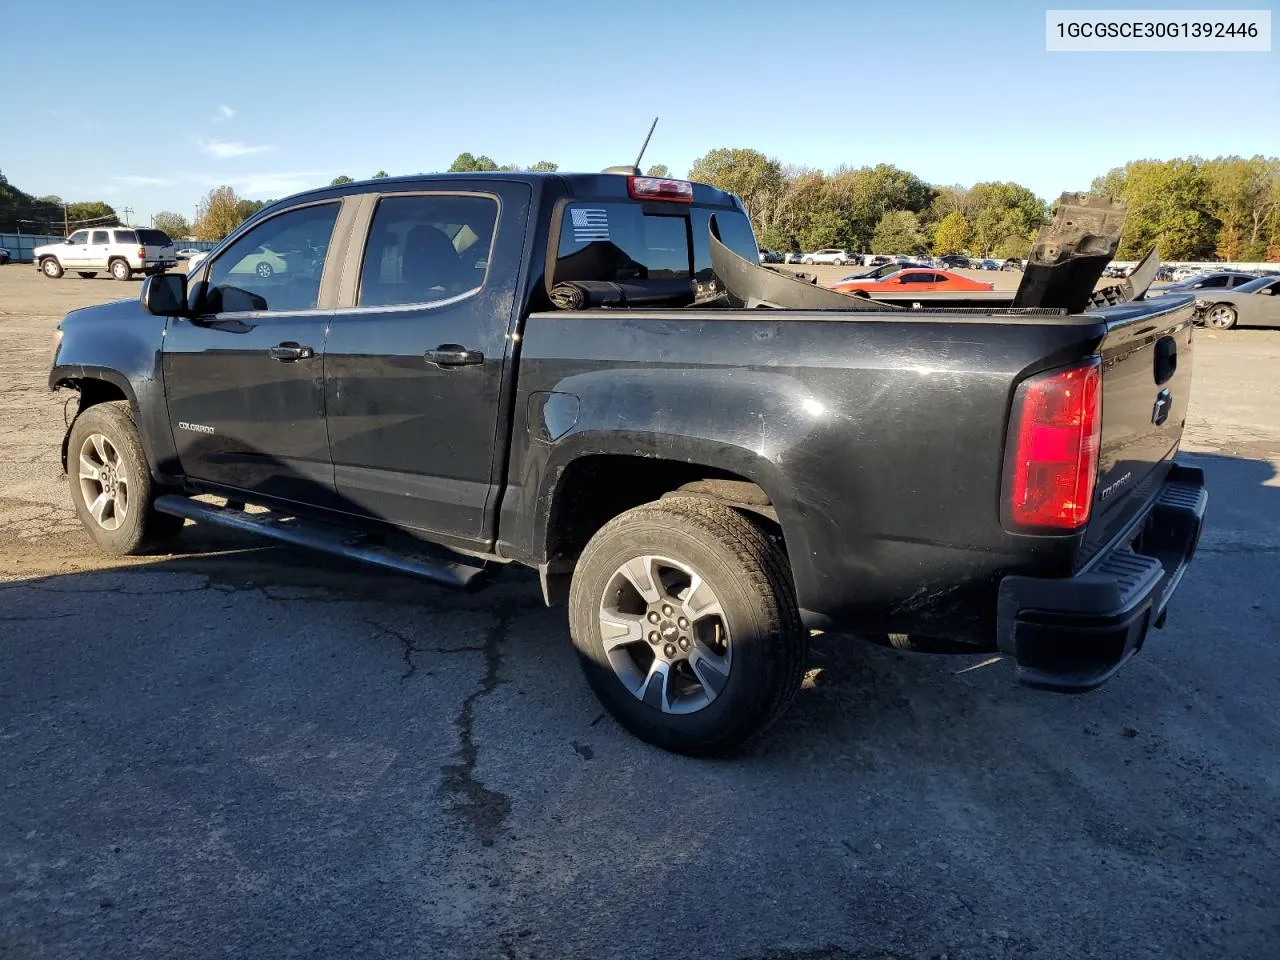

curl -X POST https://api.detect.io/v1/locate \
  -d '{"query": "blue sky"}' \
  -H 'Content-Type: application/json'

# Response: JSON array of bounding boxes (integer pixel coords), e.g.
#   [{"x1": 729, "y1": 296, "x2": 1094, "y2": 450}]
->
[{"x1": 3, "y1": 0, "x2": 1276, "y2": 225}]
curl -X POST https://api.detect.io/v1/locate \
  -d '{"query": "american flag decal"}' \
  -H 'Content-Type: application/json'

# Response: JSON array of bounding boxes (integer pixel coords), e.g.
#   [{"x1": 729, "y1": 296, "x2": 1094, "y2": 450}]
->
[{"x1": 571, "y1": 208, "x2": 609, "y2": 242}]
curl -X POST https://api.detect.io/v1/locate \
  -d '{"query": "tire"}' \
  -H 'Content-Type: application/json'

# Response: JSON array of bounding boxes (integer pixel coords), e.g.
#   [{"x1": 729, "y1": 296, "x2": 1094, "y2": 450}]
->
[
  {"x1": 110, "y1": 259, "x2": 132, "y2": 281},
  {"x1": 77, "y1": 271, "x2": 97, "y2": 278},
  {"x1": 256, "y1": 262, "x2": 273, "y2": 279},
  {"x1": 1205, "y1": 303, "x2": 1237, "y2": 330},
  {"x1": 67, "y1": 401, "x2": 184, "y2": 555},
  {"x1": 568, "y1": 497, "x2": 806, "y2": 756},
  {"x1": 42, "y1": 257, "x2": 64, "y2": 279},
  {"x1": 802, "y1": 258, "x2": 814, "y2": 265}
]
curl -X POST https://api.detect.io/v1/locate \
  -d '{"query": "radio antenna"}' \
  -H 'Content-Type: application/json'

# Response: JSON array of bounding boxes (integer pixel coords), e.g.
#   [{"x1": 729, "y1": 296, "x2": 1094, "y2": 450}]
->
[{"x1": 634, "y1": 117, "x2": 659, "y2": 171}]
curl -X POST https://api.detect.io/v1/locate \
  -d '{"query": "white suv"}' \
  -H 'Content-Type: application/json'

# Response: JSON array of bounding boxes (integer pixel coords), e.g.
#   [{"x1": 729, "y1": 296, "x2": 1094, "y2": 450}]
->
[
  {"x1": 802, "y1": 248, "x2": 856, "y2": 265},
  {"x1": 34, "y1": 227, "x2": 177, "y2": 281}
]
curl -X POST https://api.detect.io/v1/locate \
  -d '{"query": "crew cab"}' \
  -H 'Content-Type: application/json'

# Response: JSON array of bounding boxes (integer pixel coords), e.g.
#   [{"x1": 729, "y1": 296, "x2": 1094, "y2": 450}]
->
[
  {"x1": 35, "y1": 226, "x2": 176, "y2": 281},
  {"x1": 49, "y1": 172, "x2": 1207, "y2": 756}
]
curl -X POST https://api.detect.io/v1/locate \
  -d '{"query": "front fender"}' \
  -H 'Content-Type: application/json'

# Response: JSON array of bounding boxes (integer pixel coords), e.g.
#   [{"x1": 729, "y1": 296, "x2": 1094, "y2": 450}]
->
[{"x1": 49, "y1": 300, "x2": 178, "y2": 481}]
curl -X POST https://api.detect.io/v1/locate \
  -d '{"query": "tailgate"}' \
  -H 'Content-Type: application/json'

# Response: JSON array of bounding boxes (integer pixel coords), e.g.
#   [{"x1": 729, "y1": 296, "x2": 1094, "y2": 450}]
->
[{"x1": 1081, "y1": 292, "x2": 1196, "y2": 560}]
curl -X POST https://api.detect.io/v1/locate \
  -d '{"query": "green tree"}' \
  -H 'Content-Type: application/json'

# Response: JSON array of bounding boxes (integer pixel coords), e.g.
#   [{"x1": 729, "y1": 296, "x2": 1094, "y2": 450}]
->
[
  {"x1": 1203, "y1": 156, "x2": 1280, "y2": 260},
  {"x1": 688, "y1": 148, "x2": 786, "y2": 237},
  {"x1": 644, "y1": 163, "x2": 669, "y2": 178},
  {"x1": 37, "y1": 194, "x2": 63, "y2": 205},
  {"x1": 194, "y1": 186, "x2": 253, "y2": 241},
  {"x1": 372, "y1": 170, "x2": 389, "y2": 178},
  {"x1": 528, "y1": 160, "x2": 559, "y2": 172},
  {"x1": 153, "y1": 211, "x2": 190, "y2": 239},
  {"x1": 871, "y1": 210, "x2": 927, "y2": 254},
  {"x1": 823, "y1": 164, "x2": 935, "y2": 251},
  {"x1": 932, "y1": 211, "x2": 971, "y2": 254},
  {"x1": 967, "y1": 182, "x2": 1048, "y2": 255},
  {"x1": 234, "y1": 198, "x2": 268, "y2": 223},
  {"x1": 66, "y1": 201, "x2": 117, "y2": 225},
  {"x1": 330, "y1": 175, "x2": 354, "y2": 185},
  {"x1": 448, "y1": 152, "x2": 498, "y2": 173},
  {"x1": 1099, "y1": 159, "x2": 1216, "y2": 260}
]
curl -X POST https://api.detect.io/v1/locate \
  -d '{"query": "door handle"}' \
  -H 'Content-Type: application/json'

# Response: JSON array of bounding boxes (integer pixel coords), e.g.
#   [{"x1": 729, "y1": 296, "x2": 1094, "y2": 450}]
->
[
  {"x1": 424, "y1": 344, "x2": 484, "y2": 367},
  {"x1": 269, "y1": 342, "x2": 314, "y2": 362}
]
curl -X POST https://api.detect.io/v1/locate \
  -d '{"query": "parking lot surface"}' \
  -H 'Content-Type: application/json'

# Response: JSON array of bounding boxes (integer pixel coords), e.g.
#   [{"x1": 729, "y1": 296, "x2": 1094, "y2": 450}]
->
[{"x1": 2, "y1": 267, "x2": 1277, "y2": 959}]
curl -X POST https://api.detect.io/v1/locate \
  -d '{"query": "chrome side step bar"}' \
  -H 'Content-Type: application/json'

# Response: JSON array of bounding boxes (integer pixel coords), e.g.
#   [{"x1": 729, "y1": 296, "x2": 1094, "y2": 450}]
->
[{"x1": 154, "y1": 495, "x2": 489, "y2": 591}]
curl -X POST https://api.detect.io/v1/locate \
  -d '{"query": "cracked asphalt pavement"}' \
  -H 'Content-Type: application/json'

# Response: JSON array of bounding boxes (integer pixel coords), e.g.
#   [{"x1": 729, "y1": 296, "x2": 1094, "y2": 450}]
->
[{"x1": 2, "y1": 269, "x2": 1278, "y2": 959}]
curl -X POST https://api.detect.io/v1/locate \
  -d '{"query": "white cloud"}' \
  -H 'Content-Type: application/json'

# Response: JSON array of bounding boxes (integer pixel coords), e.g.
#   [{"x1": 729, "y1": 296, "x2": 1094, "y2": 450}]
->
[
  {"x1": 194, "y1": 137, "x2": 273, "y2": 159},
  {"x1": 115, "y1": 175, "x2": 176, "y2": 187},
  {"x1": 216, "y1": 104, "x2": 235, "y2": 119}
]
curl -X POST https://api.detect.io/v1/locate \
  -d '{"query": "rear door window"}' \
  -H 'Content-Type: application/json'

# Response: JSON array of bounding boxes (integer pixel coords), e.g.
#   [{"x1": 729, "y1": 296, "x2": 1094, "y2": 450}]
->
[
  {"x1": 358, "y1": 193, "x2": 498, "y2": 307},
  {"x1": 91, "y1": 230, "x2": 109, "y2": 244}
]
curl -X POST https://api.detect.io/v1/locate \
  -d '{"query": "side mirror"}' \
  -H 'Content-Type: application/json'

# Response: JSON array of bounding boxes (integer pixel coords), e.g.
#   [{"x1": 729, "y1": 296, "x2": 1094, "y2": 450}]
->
[{"x1": 141, "y1": 273, "x2": 187, "y2": 315}]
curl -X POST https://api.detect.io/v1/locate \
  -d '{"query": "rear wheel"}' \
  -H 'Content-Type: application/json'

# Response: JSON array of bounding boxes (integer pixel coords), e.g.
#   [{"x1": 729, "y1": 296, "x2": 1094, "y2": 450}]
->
[
  {"x1": 67, "y1": 401, "x2": 184, "y2": 555},
  {"x1": 569, "y1": 497, "x2": 806, "y2": 756},
  {"x1": 77, "y1": 271, "x2": 97, "y2": 278},
  {"x1": 1205, "y1": 304, "x2": 1237, "y2": 330},
  {"x1": 42, "y1": 257, "x2": 64, "y2": 278},
  {"x1": 110, "y1": 259, "x2": 132, "y2": 281}
]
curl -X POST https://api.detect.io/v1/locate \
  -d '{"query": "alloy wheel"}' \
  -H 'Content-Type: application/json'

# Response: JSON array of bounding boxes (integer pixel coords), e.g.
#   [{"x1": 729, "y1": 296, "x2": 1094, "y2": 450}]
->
[
  {"x1": 78, "y1": 433, "x2": 130, "y2": 530},
  {"x1": 597, "y1": 554, "x2": 733, "y2": 715}
]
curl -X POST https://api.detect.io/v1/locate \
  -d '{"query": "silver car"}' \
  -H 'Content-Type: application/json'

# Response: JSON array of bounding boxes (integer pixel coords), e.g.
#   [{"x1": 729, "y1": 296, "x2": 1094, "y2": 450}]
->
[{"x1": 1197, "y1": 275, "x2": 1280, "y2": 329}]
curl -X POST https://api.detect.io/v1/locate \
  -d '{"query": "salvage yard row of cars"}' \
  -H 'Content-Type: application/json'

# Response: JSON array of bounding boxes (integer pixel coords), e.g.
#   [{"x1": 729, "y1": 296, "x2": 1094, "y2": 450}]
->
[{"x1": 758, "y1": 248, "x2": 1023, "y2": 271}]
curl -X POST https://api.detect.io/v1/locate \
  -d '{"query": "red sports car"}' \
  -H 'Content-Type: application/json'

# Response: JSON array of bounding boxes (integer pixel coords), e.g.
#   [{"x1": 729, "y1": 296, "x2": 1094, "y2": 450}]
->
[{"x1": 828, "y1": 268, "x2": 995, "y2": 294}]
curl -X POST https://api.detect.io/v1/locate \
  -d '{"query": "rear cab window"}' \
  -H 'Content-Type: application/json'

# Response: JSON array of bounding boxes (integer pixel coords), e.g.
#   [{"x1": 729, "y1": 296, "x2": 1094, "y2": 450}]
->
[
  {"x1": 136, "y1": 229, "x2": 172, "y2": 246},
  {"x1": 113, "y1": 230, "x2": 138, "y2": 244},
  {"x1": 553, "y1": 199, "x2": 758, "y2": 289}
]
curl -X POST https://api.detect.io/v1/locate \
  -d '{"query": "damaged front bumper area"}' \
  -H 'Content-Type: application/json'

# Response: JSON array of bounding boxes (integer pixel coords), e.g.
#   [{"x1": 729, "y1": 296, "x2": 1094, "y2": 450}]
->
[{"x1": 996, "y1": 464, "x2": 1208, "y2": 692}]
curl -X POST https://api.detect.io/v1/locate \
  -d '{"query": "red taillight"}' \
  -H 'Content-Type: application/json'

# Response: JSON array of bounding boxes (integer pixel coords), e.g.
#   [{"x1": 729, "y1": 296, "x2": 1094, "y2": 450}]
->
[
  {"x1": 627, "y1": 176, "x2": 693, "y2": 203},
  {"x1": 1005, "y1": 359, "x2": 1102, "y2": 530},
  {"x1": 137, "y1": 247, "x2": 146, "y2": 259}
]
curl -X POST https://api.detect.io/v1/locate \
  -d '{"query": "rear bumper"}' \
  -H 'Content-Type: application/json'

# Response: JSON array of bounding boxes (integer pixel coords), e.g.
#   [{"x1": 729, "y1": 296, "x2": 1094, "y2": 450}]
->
[{"x1": 996, "y1": 463, "x2": 1207, "y2": 691}]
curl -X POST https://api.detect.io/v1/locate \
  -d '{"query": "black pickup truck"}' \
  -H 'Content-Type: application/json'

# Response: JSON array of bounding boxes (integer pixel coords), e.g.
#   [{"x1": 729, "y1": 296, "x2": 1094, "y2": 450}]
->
[{"x1": 49, "y1": 170, "x2": 1207, "y2": 755}]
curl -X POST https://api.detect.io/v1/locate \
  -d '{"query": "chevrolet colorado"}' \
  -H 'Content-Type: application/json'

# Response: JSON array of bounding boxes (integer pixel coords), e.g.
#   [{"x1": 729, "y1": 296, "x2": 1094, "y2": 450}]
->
[{"x1": 49, "y1": 171, "x2": 1207, "y2": 755}]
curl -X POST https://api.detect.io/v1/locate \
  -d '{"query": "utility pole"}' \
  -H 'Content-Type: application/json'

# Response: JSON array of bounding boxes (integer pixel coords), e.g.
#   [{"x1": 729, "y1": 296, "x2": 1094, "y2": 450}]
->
[
  {"x1": 63, "y1": 203, "x2": 69, "y2": 237},
  {"x1": 122, "y1": 206, "x2": 134, "y2": 227}
]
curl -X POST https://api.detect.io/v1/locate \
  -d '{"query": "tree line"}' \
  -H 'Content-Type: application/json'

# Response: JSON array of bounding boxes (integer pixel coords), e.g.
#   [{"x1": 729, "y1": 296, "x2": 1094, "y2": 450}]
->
[{"x1": 9, "y1": 152, "x2": 1277, "y2": 259}]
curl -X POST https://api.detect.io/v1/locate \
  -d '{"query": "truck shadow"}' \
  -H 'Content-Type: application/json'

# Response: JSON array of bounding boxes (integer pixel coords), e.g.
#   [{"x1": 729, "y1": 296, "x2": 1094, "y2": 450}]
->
[{"x1": 3, "y1": 449, "x2": 1274, "y2": 765}]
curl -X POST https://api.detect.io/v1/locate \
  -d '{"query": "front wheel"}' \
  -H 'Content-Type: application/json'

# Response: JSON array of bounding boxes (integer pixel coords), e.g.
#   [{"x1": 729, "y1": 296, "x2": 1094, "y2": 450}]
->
[
  {"x1": 42, "y1": 258, "x2": 64, "y2": 278},
  {"x1": 110, "y1": 259, "x2": 132, "y2": 281},
  {"x1": 569, "y1": 497, "x2": 806, "y2": 756},
  {"x1": 1205, "y1": 303, "x2": 1237, "y2": 330},
  {"x1": 802, "y1": 257, "x2": 814, "y2": 265},
  {"x1": 67, "y1": 401, "x2": 185, "y2": 555}
]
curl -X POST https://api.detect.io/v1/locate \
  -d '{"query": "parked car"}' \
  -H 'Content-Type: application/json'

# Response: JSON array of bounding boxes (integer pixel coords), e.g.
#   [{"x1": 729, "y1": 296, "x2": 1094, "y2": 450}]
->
[
  {"x1": 1195, "y1": 275, "x2": 1280, "y2": 329},
  {"x1": 864, "y1": 255, "x2": 891, "y2": 267},
  {"x1": 975, "y1": 259, "x2": 999, "y2": 270},
  {"x1": 1148, "y1": 272, "x2": 1260, "y2": 297},
  {"x1": 802, "y1": 248, "x2": 857, "y2": 265},
  {"x1": 757, "y1": 248, "x2": 783, "y2": 264},
  {"x1": 1001, "y1": 258, "x2": 1024, "y2": 271},
  {"x1": 829, "y1": 268, "x2": 995, "y2": 294},
  {"x1": 784, "y1": 251, "x2": 805, "y2": 264},
  {"x1": 836, "y1": 262, "x2": 931, "y2": 283},
  {"x1": 48, "y1": 171, "x2": 1206, "y2": 756},
  {"x1": 175, "y1": 248, "x2": 203, "y2": 260},
  {"x1": 1171, "y1": 266, "x2": 1202, "y2": 282},
  {"x1": 937, "y1": 255, "x2": 972, "y2": 270},
  {"x1": 0, "y1": 246, "x2": 10, "y2": 265},
  {"x1": 34, "y1": 227, "x2": 176, "y2": 281}
]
